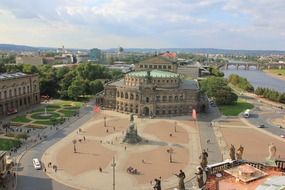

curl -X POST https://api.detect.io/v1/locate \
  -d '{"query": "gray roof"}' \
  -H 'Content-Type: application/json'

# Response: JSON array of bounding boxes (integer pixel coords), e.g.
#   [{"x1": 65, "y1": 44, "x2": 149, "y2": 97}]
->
[
  {"x1": 0, "y1": 72, "x2": 28, "y2": 80},
  {"x1": 179, "y1": 80, "x2": 199, "y2": 90}
]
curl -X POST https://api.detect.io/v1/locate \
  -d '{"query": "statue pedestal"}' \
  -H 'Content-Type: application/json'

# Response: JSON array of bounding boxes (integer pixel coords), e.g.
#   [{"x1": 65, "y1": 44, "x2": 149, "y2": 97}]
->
[{"x1": 264, "y1": 158, "x2": 277, "y2": 167}]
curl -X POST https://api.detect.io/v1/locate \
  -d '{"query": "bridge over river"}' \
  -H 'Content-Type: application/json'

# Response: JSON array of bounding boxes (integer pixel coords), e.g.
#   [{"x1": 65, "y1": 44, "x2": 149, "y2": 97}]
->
[{"x1": 216, "y1": 61, "x2": 285, "y2": 70}]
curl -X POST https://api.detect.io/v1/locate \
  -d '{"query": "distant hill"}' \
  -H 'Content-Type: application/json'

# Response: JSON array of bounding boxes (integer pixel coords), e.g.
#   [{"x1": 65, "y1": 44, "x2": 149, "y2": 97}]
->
[
  {"x1": 0, "y1": 44, "x2": 86, "y2": 53},
  {"x1": 1, "y1": 44, "x2": 285, "y2": 56},
  {"x1": 106, "y1": 48, "x2": 285, "y2": 56},
  {"x1": 0, "y1": 44, "x2": 57, "y2": 52}
]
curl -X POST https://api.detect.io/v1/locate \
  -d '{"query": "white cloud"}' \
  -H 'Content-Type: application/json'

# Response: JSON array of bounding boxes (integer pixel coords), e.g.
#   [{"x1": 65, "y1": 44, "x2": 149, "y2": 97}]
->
[{"x1": 0, "y1": 0, "x2": 285, "y2": 49}]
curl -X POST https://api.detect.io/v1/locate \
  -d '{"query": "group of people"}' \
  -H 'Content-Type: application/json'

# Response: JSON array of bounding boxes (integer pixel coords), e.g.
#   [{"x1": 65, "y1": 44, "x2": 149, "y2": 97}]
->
[
  {"x1": 153, "y1": 170, "x2": 186, "y2": 190},
  {"x1": 126, "y1": 166, "x2": 139, "y2": 174}
]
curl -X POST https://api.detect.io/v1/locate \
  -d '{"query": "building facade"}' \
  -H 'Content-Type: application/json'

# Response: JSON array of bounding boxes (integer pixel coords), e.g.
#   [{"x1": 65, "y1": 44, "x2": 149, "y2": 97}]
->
[
  {"x1": 16, "y1": 55, "x2": 43, "y2": 65},
  {"x1": 0, "y1": 72, "x2": 40, "y2": 117},
  {"x1": 100, "y1": 56, "x2": 207, "y2": 117},
  {"x1": 0, "y1": 151, "x2": 7, "y2": 176}
]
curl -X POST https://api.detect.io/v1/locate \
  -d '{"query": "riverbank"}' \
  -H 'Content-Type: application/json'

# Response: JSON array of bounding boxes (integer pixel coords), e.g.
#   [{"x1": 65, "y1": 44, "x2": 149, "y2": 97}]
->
[{"x1": 263, "y1": 69, "x2": 285, "y2": 81}]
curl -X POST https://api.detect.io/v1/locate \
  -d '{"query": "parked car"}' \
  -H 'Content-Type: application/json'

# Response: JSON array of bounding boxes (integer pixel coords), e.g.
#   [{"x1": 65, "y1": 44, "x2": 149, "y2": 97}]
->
[
  {"x1": 258, "y1": 124, "x2": 265, "y2": 128},
  {"x1": 280, "y1": 134, "x2": 285, "y2": 138},
  {"x1": 32, "y1": 158, "x2": 41, "y2": 170}
]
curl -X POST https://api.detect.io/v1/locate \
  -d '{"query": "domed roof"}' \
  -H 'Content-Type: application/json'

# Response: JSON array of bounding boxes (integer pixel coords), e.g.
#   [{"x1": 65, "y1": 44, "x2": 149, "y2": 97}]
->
[{"x1": 127, "y1": 70, "x2": 180, "y2": 78}]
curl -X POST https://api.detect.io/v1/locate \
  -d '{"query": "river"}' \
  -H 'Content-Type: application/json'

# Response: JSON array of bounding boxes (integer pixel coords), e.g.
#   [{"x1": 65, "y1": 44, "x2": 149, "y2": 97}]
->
[{"x1": 222, "y1": 67, "x2": 285, "y2": 93}]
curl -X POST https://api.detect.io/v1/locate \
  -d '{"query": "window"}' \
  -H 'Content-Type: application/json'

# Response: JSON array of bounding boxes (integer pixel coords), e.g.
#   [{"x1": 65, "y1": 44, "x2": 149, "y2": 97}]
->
[
  {"x1": 169, "y1": 96, "x2": 173, "y2": 101},
  {"x1": 27, "y1": 86, "x2": 30, "y2": 93},
  {"x1": 168, "y1": 66, "x2": 171, "y2": 69},
  {"x1": 144, "y1": 65, "x2": 147, "y2": 68},
  {"x1": 14, "y1": 89, "x2": 17, "y2": 96},
  {"x1": 0, "y1": 92, "x2": 1, "y2": 99},
  {"x1": 175, "y1": 96, "x2": 178, "y2": 100},
  {"x1": 159, "y1": 65, "x2": 162, "y2": 69},
  {"x1": 162, "y1": 96, "x2": 167, "y2": 101},
  {"x1": 4, "y1": 91, "x2": 7, "y2": 98},
  {"x1": 154, "y1": 65, "x2": 157, "y2": 69},
  {"x1": 146, "y1": 97, "x2": 149, "y2": 103},
  {"x1": 19, "y1": 87, "x2": 21, "y2": 95},
  {"x1": 163, "y1": 65, "x2": 166, "y2": 69},
  {"x1": 9, "y1": 89, "x2": 12, "y2": 97},
  {"x1": 23, "y1": 87, "x2": 26, "y2": 94},
  {"x1": 167, "y1": 80, "x2": 169, "y2": 83},
  {"x1": 136, "y1": 94, "x2": 139, "y2": 100},
  {"x1": 140, "y1": 65, "x2": 143, "y2": 68},
  {"x1": 125, "y1": 93, "x2": 128, "y2": 99},
  {"x1": 156, "y1": 96, "x2": 160, "y2": 101},
  {"x1": 121, "y1": 92, "x2": 124, "y2": 98},
  {"x1": 130, "y1": 93, "x2": 134, "y2": 100},
  {"x1": 149, "y1": 65, "x2": 153, "y2": 68}
]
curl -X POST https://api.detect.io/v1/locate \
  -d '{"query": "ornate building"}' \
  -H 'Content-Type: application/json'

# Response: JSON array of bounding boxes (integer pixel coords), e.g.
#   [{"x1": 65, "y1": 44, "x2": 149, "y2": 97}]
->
[
  {"x1": 0, "y1": 72, "x2": 40, "y2": 117},
  {"x1": 100, "y1": 56, "x2": 207, "y2": 117}
]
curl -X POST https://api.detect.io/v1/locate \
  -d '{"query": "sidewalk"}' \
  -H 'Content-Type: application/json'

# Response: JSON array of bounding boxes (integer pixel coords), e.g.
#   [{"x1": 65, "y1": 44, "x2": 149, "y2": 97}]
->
[{"x1": 0, "y1": 99, "x2": 95, "y2": 190}]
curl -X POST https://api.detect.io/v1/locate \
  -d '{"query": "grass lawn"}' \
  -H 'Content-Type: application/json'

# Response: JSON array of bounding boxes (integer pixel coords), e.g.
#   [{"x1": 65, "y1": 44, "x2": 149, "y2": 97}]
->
[
  {"x1": 265, "y1": 69, "x2": 285, "y2": 76},
  {"x1": 33, "y1": 120, "x2": 53, "y2": 125},
  {"x1": 30, "y1": 112, "x2": 61, "y2": 120},
  {"x1": 58, "y1": 109, "x2": 77, "y2": 117},
  {"x1": 52, "y1": 100, "x2": 83, "y2": 107},
  {"x1": 0, "y1": 138, "x2": 21, "y2": 151},
  {"x1": 12, "y1": 116, "x2": 31, "y2": 123},
  {"x1": 219, "y1": 99, "x2": 254, "y2": 116}
]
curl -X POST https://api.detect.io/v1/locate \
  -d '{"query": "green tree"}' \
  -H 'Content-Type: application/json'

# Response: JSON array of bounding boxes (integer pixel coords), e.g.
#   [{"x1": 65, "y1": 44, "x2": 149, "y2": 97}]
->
[
  {"x1": 22, "y1": 64, "x2": 38, "y2": 74},
  {"x1": 200, "y1": 77, "x2": 237, "y2": 105},
  {"x1": 67, "y1": 79, "x2": 84, "y2": 100},
  {"x1": 89, "y1": 80, "x2": 104, "y2": 95}
]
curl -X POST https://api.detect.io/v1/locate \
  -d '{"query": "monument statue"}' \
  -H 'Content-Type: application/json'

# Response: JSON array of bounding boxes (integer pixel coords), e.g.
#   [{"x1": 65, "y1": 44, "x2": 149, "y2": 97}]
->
[
  {"x1": 130, "y1": 114, "x2": 134, "y2": 122},
  {"x1": 229, "y1": 144, "x2": 236, "y2": 160},
  {"x1": 123, "y1": 114, "x2": 142, "y2": 144},
  {"x1": 175, "y1": 170, "x2": 185, "y2": 190},
  {"x1": 195, "y1": 167, "x2": 204, "y2": 188},
  {"x1": 236, "y1": 145, "x2": 244, "y2": 160},
  {"x1": 199, "y1": 149, "x2": 208, "y2": 169},
  {"x1": 268, "y1": 143, "x2": 277, "y2": 160}
]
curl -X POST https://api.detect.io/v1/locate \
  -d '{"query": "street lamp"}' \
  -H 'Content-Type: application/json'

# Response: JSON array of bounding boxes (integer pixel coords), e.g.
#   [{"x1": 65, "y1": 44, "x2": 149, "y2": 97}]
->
[
  {"x1": 166, "y1": 148, "x2": 174, "y2": 163},
  {"x1": 111, "y1": 157, "x2": 116, "y2": 190},
  {"x1": 104, "y1": 116, "x2": 106, "y2": 127},
  {"x1": 72, "y1": 139, "x2": 77, "y2": 153}
]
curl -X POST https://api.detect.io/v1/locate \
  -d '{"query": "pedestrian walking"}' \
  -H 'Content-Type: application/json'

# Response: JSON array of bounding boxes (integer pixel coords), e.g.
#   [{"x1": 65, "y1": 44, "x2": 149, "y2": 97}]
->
[{"x1": 83, "y1": 136, "x2": 86, "y2": 141}]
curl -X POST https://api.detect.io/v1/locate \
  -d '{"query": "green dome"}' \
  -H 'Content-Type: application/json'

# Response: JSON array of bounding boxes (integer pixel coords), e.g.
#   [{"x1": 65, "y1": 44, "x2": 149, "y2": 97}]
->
[{"x1": 127, "y1": 70, "x2": 180, "y2": 78}]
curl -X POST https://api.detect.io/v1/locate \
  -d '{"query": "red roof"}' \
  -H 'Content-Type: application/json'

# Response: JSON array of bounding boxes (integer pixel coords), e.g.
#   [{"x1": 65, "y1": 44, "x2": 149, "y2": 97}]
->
[{"x1": 160, "y1": 52, "x2": 177, "y2": 58}]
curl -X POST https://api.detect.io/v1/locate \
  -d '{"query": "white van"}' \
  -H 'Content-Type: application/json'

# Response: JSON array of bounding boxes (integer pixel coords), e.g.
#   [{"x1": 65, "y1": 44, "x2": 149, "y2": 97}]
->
[
  {"x1": 243, "y1": 109, "x2": 250, "y2": 118},
  {"x1": 32, "y1": 158, "x2": 41, "y2": 170}
]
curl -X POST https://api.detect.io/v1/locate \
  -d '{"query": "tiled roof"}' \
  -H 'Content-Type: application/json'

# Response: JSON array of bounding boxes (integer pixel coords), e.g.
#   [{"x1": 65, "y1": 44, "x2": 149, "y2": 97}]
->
[{"x1": 0, "y1": 72, "x2": 27, "y2": 80}]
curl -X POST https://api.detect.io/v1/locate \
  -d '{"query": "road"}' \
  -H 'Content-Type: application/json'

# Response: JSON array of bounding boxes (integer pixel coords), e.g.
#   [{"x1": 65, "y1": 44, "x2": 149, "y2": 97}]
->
[
  {"x1": 241, "y1": 95, "x2": 285, "y2": 137},
  {"x1": 198, "y1": 105, "x2": 223, "y2": 164},
  {"x1": 16, "y1": 105, "x2": 95, "y2": 190}
]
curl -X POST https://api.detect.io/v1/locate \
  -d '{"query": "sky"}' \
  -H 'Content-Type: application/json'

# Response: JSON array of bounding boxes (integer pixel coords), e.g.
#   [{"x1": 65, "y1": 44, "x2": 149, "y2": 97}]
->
[{"x1": 0, "y1": 0, "x2": 285, "y2": 50}]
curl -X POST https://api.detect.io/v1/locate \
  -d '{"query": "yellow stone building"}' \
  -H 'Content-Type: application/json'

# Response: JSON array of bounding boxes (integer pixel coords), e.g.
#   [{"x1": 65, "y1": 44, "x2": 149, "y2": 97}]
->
[
  {"x1": 101, "y1": 56, "x2": 207, "y2": 117},
  {"x1": 0, "y1": 72, "x2": 40, "y2": 117}
]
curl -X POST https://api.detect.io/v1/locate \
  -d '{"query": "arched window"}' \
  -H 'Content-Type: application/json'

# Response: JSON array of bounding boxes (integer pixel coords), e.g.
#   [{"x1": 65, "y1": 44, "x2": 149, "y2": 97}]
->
[
  {"x1": 125, "y1": 93, "x2": 128, "y2": 99},
  {"x1": 121, "y1": 92, "x2": 124, "y2": 98},
  {"x1": 130, "y1": 93, "x2": 134, "y2": 100}
]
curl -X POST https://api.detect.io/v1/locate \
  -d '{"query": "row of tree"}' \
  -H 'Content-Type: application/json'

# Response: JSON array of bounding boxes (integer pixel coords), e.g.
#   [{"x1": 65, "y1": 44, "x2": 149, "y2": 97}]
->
[
  {"x1": 227, "y1": 74, "x2": 254, "y2": 92},
  {"x1": 209, "y1": 67, "x2": 224, "y2": 77},
  {"x1": 1, "y1": 63, "x2": 122, "y2": 100},
  {"x1": 255, "y1": 87, "x2": 285, "y2": 103},
  {"x1": 200, "y1": 77, "x2": 238, "y2": 105}
]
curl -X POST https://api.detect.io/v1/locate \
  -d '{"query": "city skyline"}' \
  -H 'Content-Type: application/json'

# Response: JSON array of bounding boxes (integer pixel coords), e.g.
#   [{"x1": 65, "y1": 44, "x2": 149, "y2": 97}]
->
[{"x1": 1, "y1": 0, "x2": 285, "y2": 50}]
